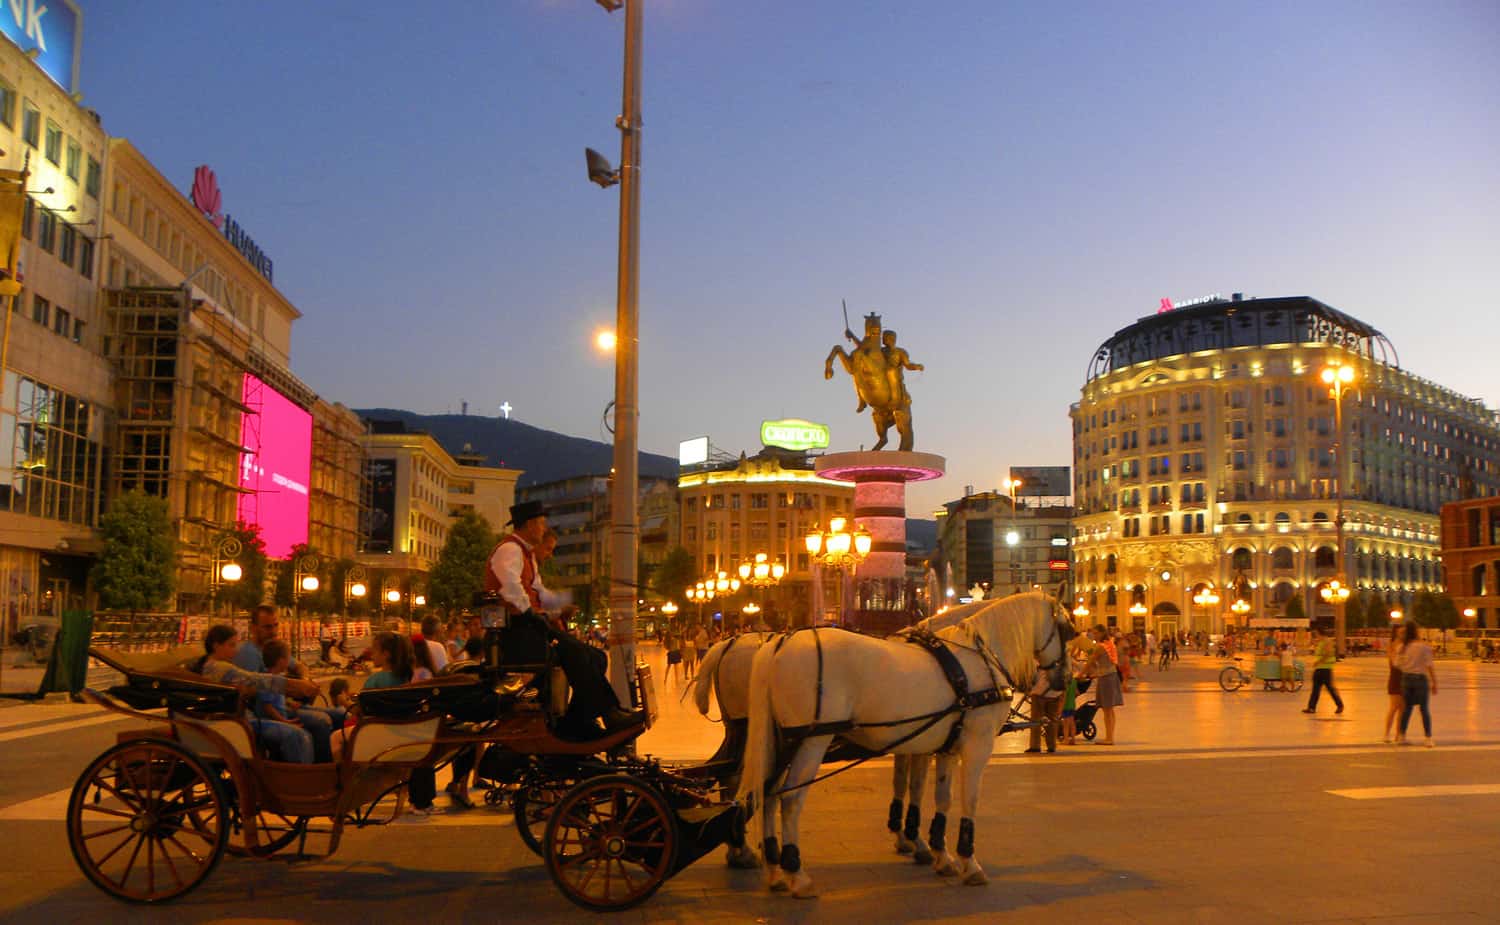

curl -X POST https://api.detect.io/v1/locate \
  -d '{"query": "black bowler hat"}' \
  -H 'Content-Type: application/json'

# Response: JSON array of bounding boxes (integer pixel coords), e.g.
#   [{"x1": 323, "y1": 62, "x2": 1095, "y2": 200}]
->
[{"x1": 507, "y1": 500, "x2": 548, "y2": 527}]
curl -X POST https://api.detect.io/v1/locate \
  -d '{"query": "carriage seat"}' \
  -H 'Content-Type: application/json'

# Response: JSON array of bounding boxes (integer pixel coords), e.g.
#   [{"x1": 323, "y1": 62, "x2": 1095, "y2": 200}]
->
[{"x1": 356, "y1": 673, "x2": 511, "y2": 722}]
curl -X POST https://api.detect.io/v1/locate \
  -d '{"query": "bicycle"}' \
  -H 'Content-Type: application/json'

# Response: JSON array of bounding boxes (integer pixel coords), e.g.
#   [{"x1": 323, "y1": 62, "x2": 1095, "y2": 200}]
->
[{"x1": 1219, "y1": 655, "x2": 1304, "y2": 692}]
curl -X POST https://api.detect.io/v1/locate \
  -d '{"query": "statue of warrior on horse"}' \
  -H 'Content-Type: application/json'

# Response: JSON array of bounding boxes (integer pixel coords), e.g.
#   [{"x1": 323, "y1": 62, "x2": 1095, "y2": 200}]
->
[{"x1": 824, "y1": 305, "x2": 924, "y2": 451}]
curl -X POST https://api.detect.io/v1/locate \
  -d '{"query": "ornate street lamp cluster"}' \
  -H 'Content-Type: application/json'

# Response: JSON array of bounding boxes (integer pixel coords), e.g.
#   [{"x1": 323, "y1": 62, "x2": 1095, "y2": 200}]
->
[{"x1": 804, "y1": 516, "x2": 873, "y2": 624}]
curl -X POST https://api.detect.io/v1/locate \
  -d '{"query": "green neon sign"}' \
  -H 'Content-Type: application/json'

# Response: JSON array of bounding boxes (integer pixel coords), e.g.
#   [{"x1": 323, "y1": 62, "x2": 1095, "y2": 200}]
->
[{"x1": 761, "y1": 418, "x2": 830, "y2": 451}]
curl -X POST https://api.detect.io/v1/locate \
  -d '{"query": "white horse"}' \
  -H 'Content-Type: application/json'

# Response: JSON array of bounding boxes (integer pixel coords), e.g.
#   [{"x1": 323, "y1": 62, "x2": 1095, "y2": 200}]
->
[
  {"x1": 691, "y1": 600, "x2": 1014, "y2": 869},
  {"x1": 733, "y1": 592, "x2": 1074, "y2": 897}
]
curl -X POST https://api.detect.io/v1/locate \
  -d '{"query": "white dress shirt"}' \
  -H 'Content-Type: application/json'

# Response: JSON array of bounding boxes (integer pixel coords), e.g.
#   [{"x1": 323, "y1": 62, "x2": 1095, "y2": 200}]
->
[{"x1": 490, "y1": 537, "x2": 569, "y2": 615}]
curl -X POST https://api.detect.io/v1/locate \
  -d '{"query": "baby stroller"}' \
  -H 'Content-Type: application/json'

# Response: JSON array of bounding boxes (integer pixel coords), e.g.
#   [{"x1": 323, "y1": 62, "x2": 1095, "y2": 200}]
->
[{"x1": 1071, "y1": 676, "x2": 1100, "y2": 742}]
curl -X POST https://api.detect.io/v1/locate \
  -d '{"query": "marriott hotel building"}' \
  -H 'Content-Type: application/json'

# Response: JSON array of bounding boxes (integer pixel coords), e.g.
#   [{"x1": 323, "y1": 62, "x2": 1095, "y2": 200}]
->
[{"x1": 1070, "y1": 295, "x2": 1500, "y2": 634}]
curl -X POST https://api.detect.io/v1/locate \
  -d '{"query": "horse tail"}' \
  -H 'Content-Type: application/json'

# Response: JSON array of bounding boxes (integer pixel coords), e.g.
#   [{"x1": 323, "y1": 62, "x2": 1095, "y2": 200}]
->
[
  {"x1": 735, "y1": 636, "x2": 781, "y2": 849},
  {"x1": 689, "y1": 638, "x2": 731, "y2": 715}
]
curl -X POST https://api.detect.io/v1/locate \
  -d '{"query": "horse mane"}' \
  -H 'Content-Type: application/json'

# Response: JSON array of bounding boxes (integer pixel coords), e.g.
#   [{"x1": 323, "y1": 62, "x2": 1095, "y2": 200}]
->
[{"x1": 950, "y1": 591, "x2": 1056, "y2": 688}]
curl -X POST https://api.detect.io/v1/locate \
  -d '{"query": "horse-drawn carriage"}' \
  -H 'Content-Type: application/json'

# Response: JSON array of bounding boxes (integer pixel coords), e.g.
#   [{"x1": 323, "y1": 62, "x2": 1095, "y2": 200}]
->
[{"x1": 66, "y1": 645, "x2": 742, "y2": 911}]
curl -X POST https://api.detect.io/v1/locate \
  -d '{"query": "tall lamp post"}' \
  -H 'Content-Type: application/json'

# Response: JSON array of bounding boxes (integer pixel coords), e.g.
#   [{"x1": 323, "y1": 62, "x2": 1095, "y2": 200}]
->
[
  {"x1": 209, "y1": 534, "x2": 244, "y2": 620},
  {"x1": 343, "y1": 565, "x2": 367, "y2": 640},
  {"x1": 686, "y1": 582, "x2": 714, "y2": 629},
  {"x1": 804, "y1": 517, "x2": 872, "y2": 626},
  {"x1": 738, "y1": 552, "x2": 786, "y2": 624},
  {"x1": 1319, "y1": 359, "x2": 1357, "y2": 655},
  {"x1": 585, "y1": 0, "x2": 645, "y2": 707},
  {"x1": 1191, "y1": 584, "x2": 1220, "y2": 636},
  {"x1": 292, "y1": 552, "x2": 321, "y2": 664}
]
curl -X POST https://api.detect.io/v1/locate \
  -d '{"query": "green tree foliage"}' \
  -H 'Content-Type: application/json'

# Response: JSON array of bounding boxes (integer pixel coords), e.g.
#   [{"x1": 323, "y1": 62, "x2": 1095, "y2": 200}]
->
[
  {"x1": 91, "y1": 490, "x2": 177, "y2": 613},
  {"x1": 652, "y1": 547, "x2": 697, "y2": 605},
  {"x1": 1411, "y1": 591, "x2": 1460, "y2": 630},
  {"x1": 1284, "y1": 593, "x2": 1307, "y2": 621},
  {"x1": 216, "y1": 522, "x2": 269, "y2": 614},
  {"x1": 428, "y1": 511, "x2": 496, "y2": 615}
]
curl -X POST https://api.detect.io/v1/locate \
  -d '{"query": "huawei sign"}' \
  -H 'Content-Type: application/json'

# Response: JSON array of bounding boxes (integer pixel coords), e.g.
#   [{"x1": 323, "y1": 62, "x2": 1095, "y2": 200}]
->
[{"x1": 190, "y1": 165, "x2": 223, "y2": 228}]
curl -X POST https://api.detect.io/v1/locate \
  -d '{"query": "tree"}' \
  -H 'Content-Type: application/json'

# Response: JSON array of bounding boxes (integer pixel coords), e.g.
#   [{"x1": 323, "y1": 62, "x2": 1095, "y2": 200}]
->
[
  {"x1": 652, "y1": 547, "x2": 697, "y2": 606},
  {"x1": 1413, "y1": 591, "x2": 1460, "y2": 631},
  {"x1": 1285, "y1": 593, "x2": 1306, "y2": 621},
  {"x1": 428, "y1": 511, "x2": 496, "y2": 615},
  {"x1": 91, "y1": 491, "x2": 177, "y2": 614},
  {"x1": 216, "y1": 522, "x2": 269, "y2": 614}
]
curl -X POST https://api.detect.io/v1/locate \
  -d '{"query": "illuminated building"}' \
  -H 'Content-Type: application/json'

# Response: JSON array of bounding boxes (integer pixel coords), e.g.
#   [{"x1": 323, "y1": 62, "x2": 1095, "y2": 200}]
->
[
  {"x1": 934, "y1": 490, "x2": 1073, "y2": 601},
  {"x1": 1439, "y1": 497, "x2": 1500, "y2": 629},
  {"x1": 358, "y1": 422, "x2": 520, "y2": 592},
  {"x1": 1072, "y1": 294, "x2": 1500, "y2": 634},
  {"x1": 309, "y1": 399, "x2": 365, "y2": 562},
  {"x1": 0, "y1": 21, "x2": 111, "y2": 635},
  {"x1": 677, "y1": 447, "x2": 855, "y2": 624}
]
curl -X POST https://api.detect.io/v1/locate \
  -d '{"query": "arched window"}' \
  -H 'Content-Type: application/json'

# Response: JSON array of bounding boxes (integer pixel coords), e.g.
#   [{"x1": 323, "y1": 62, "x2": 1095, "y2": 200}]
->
[
  {"x1": 1312, "y1": 511, "x2": 1329, "y2": 523},
  {"x1": 1106, "y1": 585, "x2": 1118, "y2": 606},
  {"x1": 1271, "y1": 582, "x2": 1295, "y2": 605},
  {"x1": 1237, "y1": 513, "x2": 1253, "y2": 525},
  {"x1": 1271, "y1": 547, "x2": 1295, "y2": 570},
  {"x1": 1274, "y1": 512, "x2": 1291, "y2": 528},
  {"x1": 1131, "y1": 584, "x2": 1146, "y2": 605},
  {"x1": 1231, "y1": 547, "x2": 1253, "y2": 571},
  {"x1": 1105, "y1": 554, "x2": 1117, "y2": 576},
  {"x1": 1313, "y1": 546, "x2": 1336, "y2": 571}
]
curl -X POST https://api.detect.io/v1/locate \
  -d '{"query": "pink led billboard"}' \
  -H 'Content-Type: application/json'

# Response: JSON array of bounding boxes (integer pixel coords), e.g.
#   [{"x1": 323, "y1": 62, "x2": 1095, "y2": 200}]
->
[{"x1": 237, "y1": 373, "x2": 312, "y2": 559}]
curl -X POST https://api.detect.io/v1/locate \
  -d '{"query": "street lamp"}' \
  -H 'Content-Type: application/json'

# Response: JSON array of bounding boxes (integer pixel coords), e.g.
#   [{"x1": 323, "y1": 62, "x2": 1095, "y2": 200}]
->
[
  {"x1": 209, "y1": 534, "x2": 245, "y2": 617},
  {"x1": 738, "y1": 552, "x2": 786, "y2": 623},
  {"x1": 1192, "y1": 584, "x2": 1220, "y2": 634},
  {"x1": 1073, "y1": 601, "x2": 1090, "y2": 619},
  {"x1": 1319, "y1": 579, "x2": 1351, "y2": 606},
  {"x1": 343, "y1": 565, "x2": 367, "y2": 641},
  {"x1": 292, "y1": 552, "x2": 321, "y2": 664},
  {"x1": 805, "y1": 516, "x2": 873, "y2": 626},
  {"x1": 1318, "y1": 359, "x2": 1358, "y2": 655},
  {"x1": 1389, "y1": 607, "x2": 1403, "y2": 622},
  {"x1": 586, "y1": 0, "x2": 645, "y2": 707}
]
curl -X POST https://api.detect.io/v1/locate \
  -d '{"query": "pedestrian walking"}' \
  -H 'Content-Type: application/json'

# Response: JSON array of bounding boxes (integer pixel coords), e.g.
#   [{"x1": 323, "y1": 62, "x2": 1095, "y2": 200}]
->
[
  {"x1": 1302, "y1": 626, "x2": 1344, "y2": 715},
  {"x1": 1382, "y1": 623, "x2": 1406, "y2": 743},
  {"x1": 681, "y1": 627, "x2": 698, "y2": 680},
  {"x1": 1393, "y1": 622, "x2": 1437, "y2": 747},
  {"x1": 1087, "y1": 625, "x2": 1122, "y2": 745}
]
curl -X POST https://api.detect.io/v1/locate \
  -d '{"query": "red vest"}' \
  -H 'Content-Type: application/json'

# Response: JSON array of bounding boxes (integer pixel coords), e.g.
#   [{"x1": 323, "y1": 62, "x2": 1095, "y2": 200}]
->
[{"x1": 485, "y1": 533, "x2": 541, "y2": 613}]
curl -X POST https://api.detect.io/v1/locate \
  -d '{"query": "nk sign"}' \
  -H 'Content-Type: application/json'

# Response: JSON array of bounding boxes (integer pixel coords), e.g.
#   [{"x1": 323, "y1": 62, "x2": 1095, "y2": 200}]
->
[
  {"x1": 0, "y1": 0, "x2": 81, "y2": 93},
  {"x1": 761, "y1": 419, "x2": 830, "y2": 452}
]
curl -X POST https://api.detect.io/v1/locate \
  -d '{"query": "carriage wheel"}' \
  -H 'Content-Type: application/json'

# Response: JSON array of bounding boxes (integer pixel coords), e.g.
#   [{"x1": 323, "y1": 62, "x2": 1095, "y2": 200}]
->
[
  {"x1": 1218, "y1": 666, "x2": 1243, "y2": 692},
  {"x1": 544, "y1": 774, "x2": 678, "y2": 912},
  {"x1": 226, "y1": 806, "x2": 308, "y2": 857},
  {"x1": 514, "y1": 781, "x2": 572, "y2": 857},
  {"x1": 67, "y1": 740, "x2": 227, "y2": 904}
]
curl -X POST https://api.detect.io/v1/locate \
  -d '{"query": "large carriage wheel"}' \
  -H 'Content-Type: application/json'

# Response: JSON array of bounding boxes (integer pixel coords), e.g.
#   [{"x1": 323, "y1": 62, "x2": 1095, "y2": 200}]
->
[
  {"x1": 514, "y1": 780, "x2": 572, "y2": 857},
  {"x1": 66, "y1": 739, "x2": 228, "y2": 904},
  {"x1": 543, "y1": 774, "x2": 678, "y2": 912}
]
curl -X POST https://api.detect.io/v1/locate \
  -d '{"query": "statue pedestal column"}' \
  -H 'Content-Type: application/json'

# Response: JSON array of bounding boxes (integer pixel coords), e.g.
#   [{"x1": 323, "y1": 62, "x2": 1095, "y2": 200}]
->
[{"x1": 815, "y1": 451, "x2": 945, "y2": 636}]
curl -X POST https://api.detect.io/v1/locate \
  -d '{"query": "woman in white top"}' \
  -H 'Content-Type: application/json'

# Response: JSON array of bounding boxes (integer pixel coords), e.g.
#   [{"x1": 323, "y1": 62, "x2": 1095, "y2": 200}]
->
[{"x1": 1394, "y1": 621, "x2": 1438, "y2": 747}]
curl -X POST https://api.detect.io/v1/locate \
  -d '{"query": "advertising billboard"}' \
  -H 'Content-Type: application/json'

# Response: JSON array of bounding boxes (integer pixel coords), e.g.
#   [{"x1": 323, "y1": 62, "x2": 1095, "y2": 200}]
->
[
  {"x1": 760, "y1": 419, "x2": 830, "y2": 451},
  {"x1": 237, "y1": 374, "x2": 312, "y2": 559},
  {"x1": 362, "y1": 458, "x2": 396, "y2": 554},
  {"x1": 678, "y1": 436, "x2": 709, "y2": 467},
  {"x1": 1008, "y1": 466, "x2": 1071, "y2": 498},
  {"x1": 0, "y1": 0, "x2": 81, "y2": 93}
]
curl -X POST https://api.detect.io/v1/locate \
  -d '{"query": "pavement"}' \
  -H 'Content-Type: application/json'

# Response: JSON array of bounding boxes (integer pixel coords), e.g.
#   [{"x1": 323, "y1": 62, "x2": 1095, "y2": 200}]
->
[{"x1": 1, "y1": 646, "x2": 1498, "y2": 923}]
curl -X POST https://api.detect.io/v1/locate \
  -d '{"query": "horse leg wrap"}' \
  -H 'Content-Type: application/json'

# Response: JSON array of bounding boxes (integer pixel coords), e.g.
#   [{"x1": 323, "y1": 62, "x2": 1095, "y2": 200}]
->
[
  {"x1": 903, "y1": 804, "x2": 922, "y2": 842},
  {"x1": 887, "y1": 798, "x2": 903, "y2": 833},
  {"x1": 763, "y1": 837, "x2": 781, "y2": 866},
  {"x1": 780, "y1": 843, "x2": 802, "y2": 874},
  {"x1": 957, "y1": 818, "x2": 975, "y2": 859},
  {"x1": 928, "y1": 813, "x2": 947, "y2": 852}
]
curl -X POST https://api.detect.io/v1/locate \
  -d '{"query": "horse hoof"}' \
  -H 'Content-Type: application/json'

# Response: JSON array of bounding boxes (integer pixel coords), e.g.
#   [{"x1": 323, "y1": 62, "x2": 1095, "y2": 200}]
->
[
  {"x1": 768, "y1": 869, "x2": 789, "y2": 892},
  {"x1": 935, "y1": 861, "x2": 958, "y2": 877},
  {"x1": 895, "y1": 835, "x2": 914, "y2": 855},
  {"x1": 727, "y1": 846, "x2": 761, "y2": 869},
  {"x1": 789, "y1": 872, "x2": 818, "y2": 898},
  {"x1": 963, "y1": 869, "x2": 989, "y2": 886},
  {"x1": 913, "y1": 846, "x2": 934, "y2": 865}
]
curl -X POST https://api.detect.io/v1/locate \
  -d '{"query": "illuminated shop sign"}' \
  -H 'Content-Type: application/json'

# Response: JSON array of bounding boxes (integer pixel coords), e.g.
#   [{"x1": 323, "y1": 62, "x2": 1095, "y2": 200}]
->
[
  {"x1": 760, "y1": 419, "x2": 830, "y2": 451},
  {"x1": 189, "y1": 165, "x2": 275, "y2": 283},
  {"x1": 0, "y1": 0, "x2": 80, "y2": 93},
  {"x1": 1157, "y1": 293, "x2": 1224, "y2": 314}
]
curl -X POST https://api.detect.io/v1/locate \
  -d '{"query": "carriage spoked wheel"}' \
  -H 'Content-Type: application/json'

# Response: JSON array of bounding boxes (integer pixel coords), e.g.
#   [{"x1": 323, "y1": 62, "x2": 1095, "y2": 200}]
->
[
  {"x1": 543, "y1": 774, "x2": 679, "y2": 912},
  {"x1": 225, "y1": 805, "x2": 309, "y2": 858},
  {"x1": 66, "y1": 739, "x2": 228, "y2": 903},
  {"x1": 514, "y1": 780, "x2": 572, "y2": 857}
]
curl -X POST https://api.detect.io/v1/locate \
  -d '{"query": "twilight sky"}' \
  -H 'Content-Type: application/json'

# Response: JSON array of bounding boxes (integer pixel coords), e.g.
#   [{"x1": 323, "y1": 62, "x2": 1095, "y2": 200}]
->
[{"x1": 81, "y1": 1, "x2": 1499, "y2": 514}]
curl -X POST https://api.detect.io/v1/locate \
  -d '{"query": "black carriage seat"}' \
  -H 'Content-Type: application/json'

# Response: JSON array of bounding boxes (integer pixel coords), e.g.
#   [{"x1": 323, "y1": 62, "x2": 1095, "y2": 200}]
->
[{"x1": 106, "y1": 666, "x2": 245, "y2": 717}]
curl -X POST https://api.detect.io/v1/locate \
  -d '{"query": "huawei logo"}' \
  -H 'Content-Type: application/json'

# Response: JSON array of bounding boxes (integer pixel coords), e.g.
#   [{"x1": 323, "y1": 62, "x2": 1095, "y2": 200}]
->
[{"x1": 190, "y1": 165, "x2": 223, "y2": 228}]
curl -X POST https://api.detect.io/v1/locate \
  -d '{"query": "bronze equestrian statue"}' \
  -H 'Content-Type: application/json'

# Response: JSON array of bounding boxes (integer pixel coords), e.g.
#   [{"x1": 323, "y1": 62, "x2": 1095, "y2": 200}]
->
[{"x1": 824, "y1": 310, "x2": 924, "y2": 451}]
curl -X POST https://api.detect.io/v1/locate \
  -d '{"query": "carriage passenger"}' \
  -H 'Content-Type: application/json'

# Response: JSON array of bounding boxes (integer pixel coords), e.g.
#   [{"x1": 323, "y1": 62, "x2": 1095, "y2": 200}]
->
[{"x1": 197, "y1": 624, "x2": 321, "y2": 764}]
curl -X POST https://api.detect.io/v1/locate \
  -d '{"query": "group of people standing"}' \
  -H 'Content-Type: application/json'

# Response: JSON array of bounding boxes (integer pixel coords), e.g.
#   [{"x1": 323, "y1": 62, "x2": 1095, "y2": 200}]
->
[
  {"x1": 661, "y1": 624, "x2": 712, "y2": 687},
  {"x1": 1383, "y1": 622, "x2": 1439, "y2": 746}
]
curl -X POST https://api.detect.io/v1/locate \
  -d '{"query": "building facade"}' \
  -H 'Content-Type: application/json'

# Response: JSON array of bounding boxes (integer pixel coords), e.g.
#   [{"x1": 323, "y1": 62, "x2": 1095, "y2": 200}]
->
[
  {"x1": 310, "y1": 400, "x2": 366, "y2": 562},
  {"x1": 1072, "y1": 295, "x2": 1500, "y2": 634},
  {"x1": 516, "y1": 473, "x2": 678, "y2": 617},
  {"x1": 1440, "y1": 497, "x2": 1500, "y2": 630},
  {"x1": 935, "y1": 491, "x2": 1073, "y2": 603},
  {"x1": 0, "y1": 33, "x2": 110, "y2": 635},
  {"x1": 677, "y1": 448, "x2": 855, "y2": 624},
  {"x1": 358, "y1": 423, "x2": 520, "y2": 606}
]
